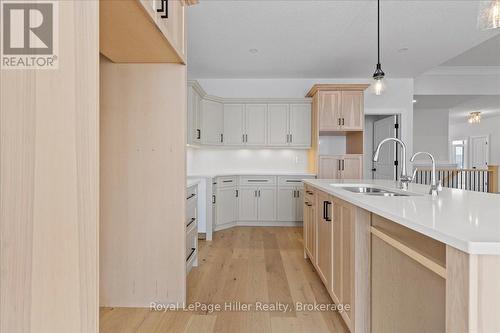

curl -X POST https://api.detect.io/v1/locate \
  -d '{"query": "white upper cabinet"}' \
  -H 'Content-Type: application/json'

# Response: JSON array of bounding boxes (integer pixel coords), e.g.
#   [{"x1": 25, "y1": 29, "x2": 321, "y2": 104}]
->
[
  {"x1": 201, "y1": 99, "x2": 224, "y2": 145},
  {"x1": 188, "y1": 81, "x2": 311, "y2": 148},
  {"x1": 223, "y1": 104, "x2": 245, "y2": 145},
  {"x1": 267, "y1": 104, "x2": 289, "y2": 146},
  {"x1": 245, "y1": 104, "x2": 268, "y2": 146},
  {"x1": 289, "y1": 104, "x2": 311, "y2": 147}
]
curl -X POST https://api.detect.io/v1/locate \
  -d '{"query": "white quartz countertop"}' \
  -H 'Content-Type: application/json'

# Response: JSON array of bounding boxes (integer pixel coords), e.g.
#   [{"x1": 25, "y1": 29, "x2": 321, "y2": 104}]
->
[
  {"x1": 303, "y1": 179, "x2": 500, "y2": 255},
  {"x1": 188, "y1": 171, "x2": 316, "y2": 178}
]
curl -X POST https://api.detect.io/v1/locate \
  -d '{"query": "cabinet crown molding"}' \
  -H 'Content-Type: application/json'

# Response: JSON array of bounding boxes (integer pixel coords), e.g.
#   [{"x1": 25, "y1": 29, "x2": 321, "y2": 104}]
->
[{"x1": 306, "y1": 84, "x2": 370, "y2": 97}]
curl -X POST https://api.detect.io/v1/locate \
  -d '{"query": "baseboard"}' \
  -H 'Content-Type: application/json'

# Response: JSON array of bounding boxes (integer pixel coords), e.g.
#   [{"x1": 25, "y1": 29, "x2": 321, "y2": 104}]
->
[{"x1": 214, "y1": 221, "x2": 303, "y2": 231}]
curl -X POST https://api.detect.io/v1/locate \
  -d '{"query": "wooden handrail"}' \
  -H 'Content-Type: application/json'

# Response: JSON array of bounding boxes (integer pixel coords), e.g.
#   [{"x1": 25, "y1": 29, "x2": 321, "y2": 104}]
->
[{"x1": 488, "y1": 165, "x2": 498, "y2": 193}]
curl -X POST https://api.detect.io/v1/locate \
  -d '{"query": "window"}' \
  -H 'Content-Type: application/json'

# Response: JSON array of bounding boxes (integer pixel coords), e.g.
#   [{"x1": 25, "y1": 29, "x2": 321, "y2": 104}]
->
[{"x1": 451, "y1": 140, "x2": 466, "y2": 169}]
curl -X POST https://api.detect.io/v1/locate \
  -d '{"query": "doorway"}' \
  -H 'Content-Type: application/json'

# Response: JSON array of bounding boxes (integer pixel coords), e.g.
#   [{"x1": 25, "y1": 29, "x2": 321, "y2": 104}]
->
[
  {"x1": 470, "y1": 135, "x2": 489, "y2": 169},
  {"x1": 364, "y1": 115, "x2": 400, "y2": 180}
]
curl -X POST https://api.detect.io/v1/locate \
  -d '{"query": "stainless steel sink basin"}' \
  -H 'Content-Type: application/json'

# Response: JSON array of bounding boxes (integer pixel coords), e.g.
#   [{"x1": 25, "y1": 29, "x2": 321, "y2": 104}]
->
[
  {"x1": 332, "y1": 185, "x2": 413, "y2": 197},
  {"x1": 342, "y1": 186, "x2": 389, "y2": 194}
]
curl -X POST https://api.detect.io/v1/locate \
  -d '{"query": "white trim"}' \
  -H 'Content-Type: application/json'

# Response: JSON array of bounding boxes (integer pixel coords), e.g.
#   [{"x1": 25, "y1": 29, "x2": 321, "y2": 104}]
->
[{"x1": 421, "y1": 66, "x2": 500, "y2": 76}]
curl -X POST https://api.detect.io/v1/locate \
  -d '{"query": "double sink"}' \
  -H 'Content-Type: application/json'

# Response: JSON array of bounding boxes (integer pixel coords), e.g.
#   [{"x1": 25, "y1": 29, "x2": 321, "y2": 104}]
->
[{"x1": 330, "y1": 184, "x2": 419, "y2": 197}]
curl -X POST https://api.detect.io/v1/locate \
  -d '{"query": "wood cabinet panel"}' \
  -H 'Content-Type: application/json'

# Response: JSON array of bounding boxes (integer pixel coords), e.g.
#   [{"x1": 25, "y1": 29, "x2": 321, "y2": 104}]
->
[
  {"x1": 342, "y1": 155, "x2": 363, "y2": 180},
  {"x1": 318, "y1": 91, "x2": 342, "y2": 131},
  {"x1": 304, "y1": 195, "x2": 316, "y2": 261},
  {"x1": 316, "y1": 192, "x2": 332, "y2": 287},
  {"x1": 318, "y1": 156, "x2": 341, "y2": 179},
  {"x1": 341, "y1": 91, "x2": 363, "y2": 130}
]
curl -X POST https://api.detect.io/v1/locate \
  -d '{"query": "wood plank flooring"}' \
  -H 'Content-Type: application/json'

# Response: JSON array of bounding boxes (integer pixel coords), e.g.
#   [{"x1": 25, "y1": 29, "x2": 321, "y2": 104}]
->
[{"x1": 100, "y1": 227, "x2": 348, "y2": 333}]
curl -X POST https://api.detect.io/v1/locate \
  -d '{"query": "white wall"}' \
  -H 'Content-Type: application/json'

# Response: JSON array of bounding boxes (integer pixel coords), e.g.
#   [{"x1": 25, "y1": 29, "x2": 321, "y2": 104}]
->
[
  {"x1": 449, "y1": 115, "x2": 500, "y2": 190},
  {"x1": 450, "y1": 115, "x2": 500, "y2": 166},
  {"x1": 190, "y1": 78, "x2": 414, "y2": 175},
  {"x1": 187, "y1": 147, "x2": 309, "y2": 175},
  {"x1": 413, "y1": 108, "x2": 450, "y2": 163}
]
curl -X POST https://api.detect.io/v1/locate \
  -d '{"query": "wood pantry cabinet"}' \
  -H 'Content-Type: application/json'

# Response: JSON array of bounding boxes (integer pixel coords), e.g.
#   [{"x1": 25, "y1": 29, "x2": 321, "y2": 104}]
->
[{"x1": 303, "y1": 185, "x2": 316, "y2": 260}]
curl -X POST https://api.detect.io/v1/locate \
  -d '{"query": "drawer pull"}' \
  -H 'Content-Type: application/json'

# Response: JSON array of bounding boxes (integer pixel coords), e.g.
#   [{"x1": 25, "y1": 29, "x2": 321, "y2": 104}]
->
[
  {"x1": 186, "y1": 193, "x2": 196, "y2": 200},
  {"x1": 247, "y1": 179, "x2": 268, "y2": 182},
  {"x1": 286, "y1": 180, "x2": 301, "y2": 183},
  {"x1": 223, "y1": 180, "x2": 233, "y2": 183},
  {"x1": 186, "y1": 248, "x2": 196, "y2": 262},
  {"x1": 306, "y1": 190, "x2": 313, "y2": 195},
  {"x1": 186, "y1": 217, "x2": 196, "y2": 228}
]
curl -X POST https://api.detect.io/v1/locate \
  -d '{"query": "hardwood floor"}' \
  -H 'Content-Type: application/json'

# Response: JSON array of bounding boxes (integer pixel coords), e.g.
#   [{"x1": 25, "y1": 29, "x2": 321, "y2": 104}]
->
[{"x1": 100, "y1": 227, "x2": 348, "y2": 333}]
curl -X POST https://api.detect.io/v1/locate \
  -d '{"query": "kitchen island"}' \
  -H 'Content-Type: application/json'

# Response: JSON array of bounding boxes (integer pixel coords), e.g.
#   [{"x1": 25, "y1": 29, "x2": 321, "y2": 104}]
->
[{"x1": 302, "y1": 179, "x2": 500, "y2": 333}]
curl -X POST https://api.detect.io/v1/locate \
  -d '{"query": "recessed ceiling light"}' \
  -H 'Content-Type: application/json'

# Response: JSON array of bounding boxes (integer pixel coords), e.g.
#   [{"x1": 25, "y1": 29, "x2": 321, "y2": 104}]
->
[
  {"x1": 398, "y1": 47, "x2": 409, "y2": 53},
  {"x1": 249, "y1": 48, "x2": 258, "y2": 54},
  {"x1": 412, "y1": 99, "x2": 417, "y2": 103}
]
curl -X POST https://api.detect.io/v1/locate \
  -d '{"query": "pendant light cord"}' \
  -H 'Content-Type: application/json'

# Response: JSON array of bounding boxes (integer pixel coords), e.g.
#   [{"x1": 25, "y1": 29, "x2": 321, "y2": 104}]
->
[{"x1": 377, "y1": 0, "x2": 380, "y2": 65}]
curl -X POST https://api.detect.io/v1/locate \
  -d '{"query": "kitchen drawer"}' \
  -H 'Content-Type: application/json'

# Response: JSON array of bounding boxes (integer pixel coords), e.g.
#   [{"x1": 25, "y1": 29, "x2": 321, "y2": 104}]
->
[
  {"x1": 239, "y1": 175, "x2": 276, "y2": 186},
  {"x1": 277, "y1": 175, "x2": 311, "y2": 187},
  {"x1": 215, "y1": 176, "x2": 238, "y2": 188},
  {"x1": 186, "y1": 198, "x2": 197, "y2": 225},
  {"x1": 304, "y1": 185, "x2": 316, "y2": 204},
  {"x1": 186, "y1": 223, "x2": 197, "y2": 262},
  {"x1": 186, "y1": 185, "x2": 197, "y2": 201}
]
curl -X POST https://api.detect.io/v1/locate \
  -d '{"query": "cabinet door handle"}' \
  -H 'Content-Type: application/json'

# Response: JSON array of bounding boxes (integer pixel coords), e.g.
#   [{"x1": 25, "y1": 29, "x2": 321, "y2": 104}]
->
[
  {"x1": 156, "y1": 0, "x2": 165, "y2": 13},
  {"x1": 324, "y1": 201, "x2": 332, "y2": 222},
  {"x1": 220, "y1": 133, "x2": 224, "y2": 143},
  {"x1": 196, "y1": 129, "x2": 201, "y2": 140},
  {"x1": 187, "y1": 217, "x2": 196, "y2": 228},
  {"x1": 342, "y1": 118, "x2": 345, "y2": 126},
  {"x1": 254, "y1": 190, "x2": 257, "y2": 197},
  {"x1": 306, "y1": 190, "x2": 313, "y2": 195},
  {"x1": 235, "y1": 190, "x2": 239, "y2": 197},
  {"x1": 290, "y1": 134, "x2": 292, "y2": 143},
  {"x1": 338, "y1": 160, "x2": 341, "y2": 171},
  {"x1": 342, "y1": 160, "x2": 345, "y2": 171},
  {"x1": 258, "y1": 190, "x2": 261, "y2": 197},
  {"x1": 160, "y1": 0, "x2": 168, "y2": 18},
  {"x1": 186, "y1": 193, "x2": 196, "y2": 200},
  {"x1": 338, "y1": 118, "x2": 341, "y2": 126},
  {"x1": 292, "y1": 190, "x2": 296, "y2": 198},
  {"x1": 212, "y1": 195, "x2": 216, "y2": 204}
]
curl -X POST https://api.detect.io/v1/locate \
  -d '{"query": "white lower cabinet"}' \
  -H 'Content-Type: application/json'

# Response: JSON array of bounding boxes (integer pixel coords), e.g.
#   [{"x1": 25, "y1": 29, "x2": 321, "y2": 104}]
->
[
  {"x1": 277, "y1": 186, "x2": 303, "y2": 221},
  {"x1": 214, "y1": 175, "x2": 313, "y2": 229},
  {"x1": 256, "y1": 187, "x2": 276, "y2": 221},
  {"x1": 215, "y1": 186, "x2": 237, "y2": 226},
  {"x1": 238, "y1": 187, "x2": 258, "y2": 221}
]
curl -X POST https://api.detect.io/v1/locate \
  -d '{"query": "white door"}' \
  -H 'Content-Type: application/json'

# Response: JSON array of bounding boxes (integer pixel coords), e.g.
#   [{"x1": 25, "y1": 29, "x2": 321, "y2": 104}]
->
[
  {"x1": 373, "y1": 116, "x2": 398, "y2": 180},
  {"x1": 277, "y1": 188, "x2": 296, "y2": 221},
  {"x1": 201, "y1": 99, "x2": 224, "y2": 145},
  {"x1": 223, "y1": 104, "x2": 245, "y2": 145},
  {"x1": 267, "y1": 104, "x2": 289, "y2": 146},
  {"x1": 216, "y1": 187, "x2": 236, "y2": 226},
  {"x1": 238, "y1": 187, "x2": 258, "y2": 221},
  {"x1": 295, "y1": 187, "x2": 304, "y2": 221},
  {"x1": 245, "y1": 104, "x2": 267, "y2": 145},
  {"x1": 470, "y1": 135, "x2": 489, "y2": 169},
  {"x1": 289, "y1": 104, "x2": 311, "y2": 147},
  {"x1": 257, "y1": 187, "x2": 276, "y2": 221}
]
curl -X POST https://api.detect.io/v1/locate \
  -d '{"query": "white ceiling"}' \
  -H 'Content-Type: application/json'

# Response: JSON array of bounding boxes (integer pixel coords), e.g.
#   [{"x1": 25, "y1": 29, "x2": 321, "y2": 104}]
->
[
  {"x1": 186, "y1": 0, "x2": 500, "y2": 78},
  {"x1": 414, "y1": 95, "x2": 500, "y2": 123},
  {"x1": 442, "y1": 33, "x2": 500, "y2": 66}
]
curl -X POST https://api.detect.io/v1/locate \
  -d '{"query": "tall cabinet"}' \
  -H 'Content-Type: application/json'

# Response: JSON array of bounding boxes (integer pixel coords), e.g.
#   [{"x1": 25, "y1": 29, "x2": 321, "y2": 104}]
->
[{"x1": 306, "y1": 84, "x2": 368, "y2": 180}]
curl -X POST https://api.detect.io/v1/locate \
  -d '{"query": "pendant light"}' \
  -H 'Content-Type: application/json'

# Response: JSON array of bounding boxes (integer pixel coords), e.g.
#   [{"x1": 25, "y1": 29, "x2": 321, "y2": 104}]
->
[
  {"x1": 478, "y1": 0, "x2": 500, "y2": 30},
  {"x1": 372, "y1": 0, "x2": 386, "y2": 96}
]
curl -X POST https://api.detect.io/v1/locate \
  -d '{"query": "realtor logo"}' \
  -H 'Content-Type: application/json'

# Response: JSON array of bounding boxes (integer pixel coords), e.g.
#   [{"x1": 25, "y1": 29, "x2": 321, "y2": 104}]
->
[{"x1": 1, "y1": 1, "x2": 58, "y2": 69}]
